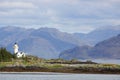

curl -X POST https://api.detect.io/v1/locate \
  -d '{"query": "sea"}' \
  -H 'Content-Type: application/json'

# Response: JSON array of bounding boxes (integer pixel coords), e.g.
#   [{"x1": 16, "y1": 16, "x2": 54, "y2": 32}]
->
[
  {"x1": 79, "y1": 59, "x2": 120, "y2": 64},
  {"x1": 0, "y1": 72, "x2": 120, "y2": 80}
]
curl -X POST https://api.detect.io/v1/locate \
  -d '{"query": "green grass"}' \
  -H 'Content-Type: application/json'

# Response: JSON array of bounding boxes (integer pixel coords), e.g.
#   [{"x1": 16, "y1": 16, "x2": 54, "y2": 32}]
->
[{"x1": 0, "y1": 56, "x2": 120, "y2": 71}]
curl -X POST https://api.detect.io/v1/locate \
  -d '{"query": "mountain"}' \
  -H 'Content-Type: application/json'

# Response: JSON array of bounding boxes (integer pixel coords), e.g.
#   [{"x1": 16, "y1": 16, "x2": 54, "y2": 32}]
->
[
  {"x1": 0, "y1": 26, "x2": 85, "y2": 59},
  {"x1": 59, "y1": 34, "x2": 120, "y2": 59},
  {"x1": 59, "y1": 45, "x2": 92, "y2": 60},
  {"x1": 89, "y1": 34, "x2": 120, "y2": 59},
  {"x1": 74, "y1": 27, "x2": 120, "y2": 45},
  {"x1": 1, "y1": 26, "x2": 120, "y2": 59}
]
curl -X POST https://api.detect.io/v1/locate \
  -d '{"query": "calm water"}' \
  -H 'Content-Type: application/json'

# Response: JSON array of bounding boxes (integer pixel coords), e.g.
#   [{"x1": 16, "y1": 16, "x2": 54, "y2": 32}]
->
[
  {"x1": 93, "y1": 59, "x2": 120, "y2": 64},
  {"x1": 79, "y1": 59, "x2": 120, "y2": 64},
  {"x1": 0, "y1": 73, "x2": 120, "y2": 80}
]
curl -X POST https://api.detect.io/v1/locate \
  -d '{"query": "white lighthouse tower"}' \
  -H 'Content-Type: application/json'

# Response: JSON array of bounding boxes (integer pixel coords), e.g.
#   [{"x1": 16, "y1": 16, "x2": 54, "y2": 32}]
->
[
  {"x1": 13, "y1": 42, "x2": 25, "y2": 58},
  {"x1": 13, "y1": 43, "x2": 19, "y2": 54}
]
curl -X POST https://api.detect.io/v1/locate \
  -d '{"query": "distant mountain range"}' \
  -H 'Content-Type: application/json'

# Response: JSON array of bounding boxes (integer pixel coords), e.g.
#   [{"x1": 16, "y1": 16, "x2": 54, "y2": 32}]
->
[
  {"x1": 0, "y1": 26, "x2": 85, "y2": 59},
  {"x1": 0, "y1": 26, "x2": 120, "y2": 59},
  {"x1": 74, "y1": 27, "x2": 120, "y2": 45},
  {"x1": 59, "y1": 45, "x2": 92, "y2": 60},
  {"x1": 59, "y1": 34, "x2": 120, "y2": 60},
  {"x1": 89, "y1": 34, "x2": 120, "y2": 59}
]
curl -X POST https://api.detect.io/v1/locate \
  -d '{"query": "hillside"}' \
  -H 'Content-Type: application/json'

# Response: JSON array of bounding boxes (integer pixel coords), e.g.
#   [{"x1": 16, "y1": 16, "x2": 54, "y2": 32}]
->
[
  {"x1": 0, "y1": 26, "x2": 85, "y2": 59},
  {"x1": 60, "y1": 34, "x2": 120, "y2": 59},
  {"x1": 74, "y1": 27, "x2": 120, "y2": 45},
  {"x1": 89, "y1": 34, "x2": 120, "y2": 59},
  {"x1": 1, "y1": 26, "x2": 120, "y2": 59},
  {"x1": 59, "y1": 46, "x2": 92, "y2": 60}
]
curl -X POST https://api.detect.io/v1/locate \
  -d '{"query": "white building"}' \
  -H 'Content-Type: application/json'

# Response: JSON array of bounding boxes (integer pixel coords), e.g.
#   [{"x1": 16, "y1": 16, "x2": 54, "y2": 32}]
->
[{"x1": 13, "y1": 43, "x2": 25, "y2": 58}]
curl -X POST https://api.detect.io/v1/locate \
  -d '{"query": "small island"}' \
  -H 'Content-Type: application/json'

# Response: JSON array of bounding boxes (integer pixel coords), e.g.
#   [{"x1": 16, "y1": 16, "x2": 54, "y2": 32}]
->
[
  {"x1": 1, "y1": 52, "x2": 120, "y2": 74},
  {"x1": 0, "y1": 44, "x2": 120, "y2": 74}
]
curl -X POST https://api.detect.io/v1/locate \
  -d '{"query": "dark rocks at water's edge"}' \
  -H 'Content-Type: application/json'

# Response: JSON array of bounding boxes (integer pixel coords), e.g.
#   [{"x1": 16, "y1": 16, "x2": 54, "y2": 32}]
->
[
  {"x1": 0, "y1": 66, "x2": 50, "y2": 72},
  {"x1": 0, "y1": 66, "x2": 120, "y2": 74},
  {"x1": 46, "y1": 61, "x2": 97, "y2": 64},
  {"x1": 0, "y1": 56, "x2": 120, "y2": 74}
]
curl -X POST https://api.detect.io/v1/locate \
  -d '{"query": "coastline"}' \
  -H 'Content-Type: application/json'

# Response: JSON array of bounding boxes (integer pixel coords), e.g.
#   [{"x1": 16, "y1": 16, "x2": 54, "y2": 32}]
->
[
  {"x1": 1, "y1": 57, "x2": 120, "y2": 74},
  {"x1": 0, "y1": 72, "x2": 70, "y2": 75},
  {"x1": 0, "y1": 66, "x2": 120, "y2": 74},
  {"x1": 0, "y1": 72, "x2": 120, "y2": 75}
]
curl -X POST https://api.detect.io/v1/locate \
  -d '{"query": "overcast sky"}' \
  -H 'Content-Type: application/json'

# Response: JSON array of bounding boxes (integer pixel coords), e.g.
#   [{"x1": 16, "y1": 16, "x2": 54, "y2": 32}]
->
[{"x1": 0, "y1": 0, "x2": 120, "y2": 33}]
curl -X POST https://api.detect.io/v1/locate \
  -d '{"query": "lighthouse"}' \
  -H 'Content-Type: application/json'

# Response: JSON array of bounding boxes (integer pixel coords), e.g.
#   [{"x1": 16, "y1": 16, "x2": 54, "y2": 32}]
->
[
  {"x1": 13, "y1": 42, "x2": 25, "y2": 58},
  {"x1": 13, "y1": 43, "x2": 19, "y2": 54}
]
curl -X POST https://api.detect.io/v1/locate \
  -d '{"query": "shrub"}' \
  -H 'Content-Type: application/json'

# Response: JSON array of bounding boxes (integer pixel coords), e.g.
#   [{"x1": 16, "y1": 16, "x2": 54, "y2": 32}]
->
[{"x1": 0, "y1": 48, "x2": 13, "y2": 62}]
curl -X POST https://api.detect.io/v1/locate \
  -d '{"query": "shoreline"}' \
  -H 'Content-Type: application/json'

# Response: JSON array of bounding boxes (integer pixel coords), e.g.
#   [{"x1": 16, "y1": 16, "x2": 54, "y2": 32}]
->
[
  {"x1": 0, "y1": 66, "x2": 120, "y2": 74},
  {"x1": 1, "y1": 58, "x2": 120, "y2": 74},
  {"x1": 0, "y1": 72, "x2": 120, "y2": 75},
  {"x1": 0, "y1": 72, "x2": 70, "y2": 75}
]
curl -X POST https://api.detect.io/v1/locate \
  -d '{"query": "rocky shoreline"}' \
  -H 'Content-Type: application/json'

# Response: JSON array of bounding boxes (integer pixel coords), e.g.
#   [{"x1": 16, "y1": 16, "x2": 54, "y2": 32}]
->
[
  {"x1": 0, "y1": 56, "x2": 120, "y2": 74},
  {"x1": 0, "y1": 66, "x2": 120, "y2": 74}
]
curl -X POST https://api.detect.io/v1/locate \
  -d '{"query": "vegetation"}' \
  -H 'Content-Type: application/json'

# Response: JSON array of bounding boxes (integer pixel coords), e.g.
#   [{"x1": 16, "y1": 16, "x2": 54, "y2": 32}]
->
[
  {"x1": 0, "y1": 48, "x2": 13, "y2": 62},
  {"x1": 0, "y1": 48, "x2": 120, "y2": 74}
]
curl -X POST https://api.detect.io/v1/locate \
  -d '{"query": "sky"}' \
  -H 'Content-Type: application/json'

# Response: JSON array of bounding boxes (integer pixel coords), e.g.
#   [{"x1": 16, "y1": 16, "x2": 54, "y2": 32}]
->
[{"x1": 0, "y1": 0, "x2": 120, "y2": 33}]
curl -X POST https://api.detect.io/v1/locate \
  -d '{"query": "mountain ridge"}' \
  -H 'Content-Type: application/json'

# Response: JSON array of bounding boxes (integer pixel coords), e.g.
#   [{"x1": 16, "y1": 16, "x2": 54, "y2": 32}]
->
[
  {"x1": 74, "y1": 27, "x2": 120, "y2": 45},
  {"x1": 59, "y1": 34, "x2": 120, "y2": 60},
  {"x1": 0, "y1": 26, "x2": 85, "y2": 59},
  {"x1": 1, "y1": 26, "x2": 120, "y2": 59}
]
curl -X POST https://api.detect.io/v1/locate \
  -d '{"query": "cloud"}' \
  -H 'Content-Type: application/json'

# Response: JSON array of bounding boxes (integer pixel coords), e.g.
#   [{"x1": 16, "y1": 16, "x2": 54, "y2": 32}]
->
[
  {"x1": 0, "y1": 1, "x2": 36, "y2": 9},
  {"x1": 0, "y1": 0, "x2": 120, "y2": 33}
]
